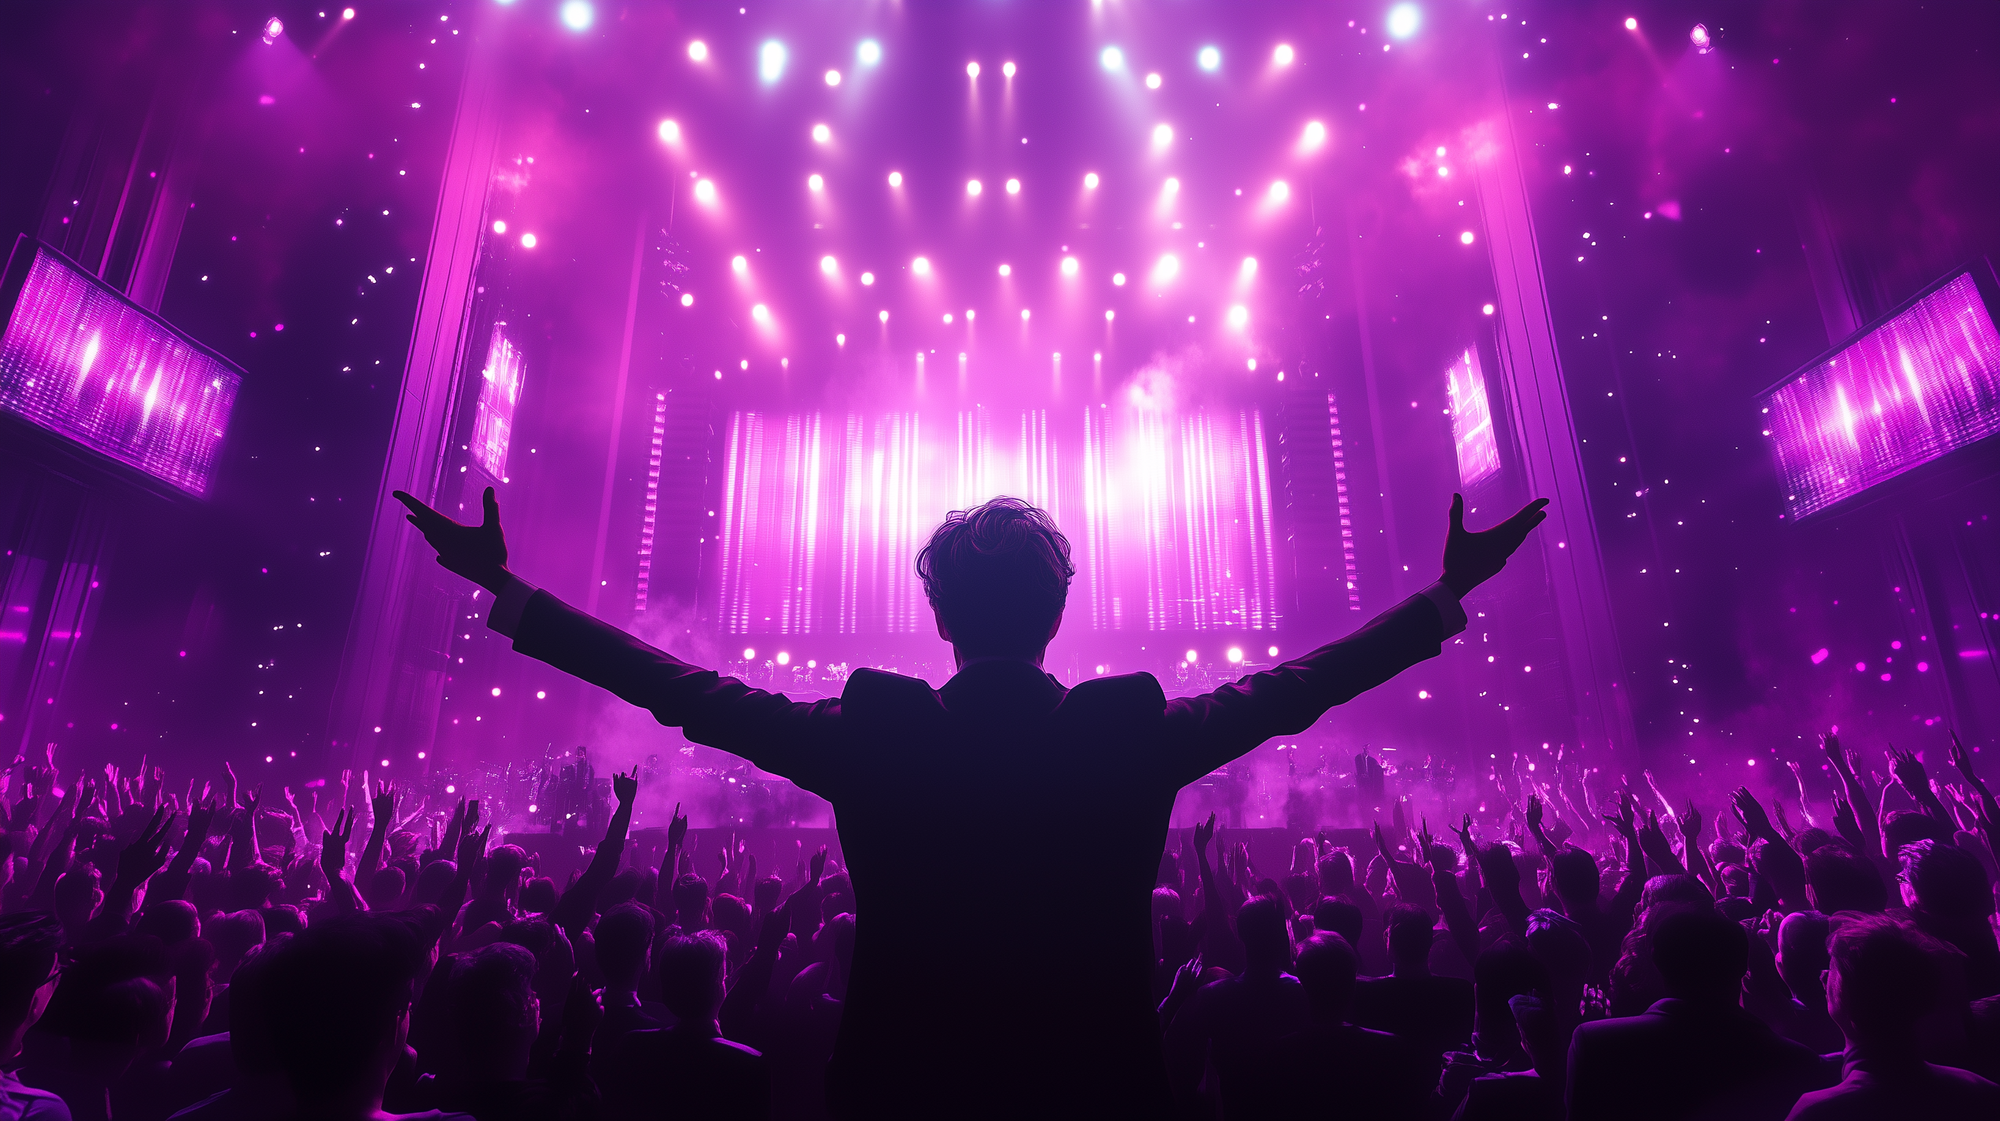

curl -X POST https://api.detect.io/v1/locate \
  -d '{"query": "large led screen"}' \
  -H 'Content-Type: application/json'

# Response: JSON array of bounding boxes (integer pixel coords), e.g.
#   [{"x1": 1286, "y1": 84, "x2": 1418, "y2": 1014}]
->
[
  {"x1": 1760, "y1": 271, "x2": 2000, "y2": 519},
  {"x1": 715, "y1": 407, "x2": 1281, "y2": 634},
  {"x1": 470, "y1": 325, "x2": 523, "y2": 479},
  {"x1": 0, "y1": 242, "x2": 240, "y2": 496},
  {"x1": 1446, "y1": 346, "x2": 1500, "y2": 487}
]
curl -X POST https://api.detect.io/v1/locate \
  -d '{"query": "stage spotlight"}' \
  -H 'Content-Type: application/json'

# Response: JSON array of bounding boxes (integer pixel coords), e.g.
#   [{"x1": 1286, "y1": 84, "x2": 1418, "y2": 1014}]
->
[
  {"x1": 820, "y1": 255, "x2": 838, "y2": 275},
  {"x1": 965, "y1": 309, "x2": 975, "y2": 321},
  {"x1": 857, "y1": 39, "x2": 881, "y2": 65},
  {"x1": 261, "y1": 16, "x2": 284, "y2": 43},
  {"x1": 966, "y1": 179, "x2": 983, "y2": 196},
  {"x1": 942, "y1": 313, "x2": 953, "y2": 324},
  {"x1": 1227, "y1": 304, "x2": 1249, "y2": 328},
  {"x1": 657, "y1": 119, "x2": 682, "y2": 144},
  {"x1": 688, "y1": 40, "x2": 708, "y2": 61},
  {"x1": 1482, "y1": 303, "x2": 1495, "y2": 315},
  {"x1": 694, "y1": 179, "x2": 717, "y2": 204},
  {"x1": 1100, "y1": 46, "x2": 1124, "y2": 70},
  {"x1": 760, "y1": 40, "x2": 787, "y2": 82},
  {"x1": 1240, "y1": 256, "x2": 1257, "y2": 277},
  {"x1": 888, "y1": 170, "x2": 904, "y2": 187},
  {"x1": 1112, "y1": 272, "x2": 1126, "y2": 286},
  {"x1": 879, "y1": 310, "x2": 889, "y2": 322},
  {"x1": 1460, "y1": 230, "x2": 1475, "y2": 244},
  {"x1": 967, "y1": 61, "x2": 981, "y2": 78},
  {"x1": 558, "y1": 1, "x2": 593, "y2": 32},
  {"x1": 1227, "y1": 647, "x2": 1244, "y2": 663},
  {"x1": 1185, "y1": 649, "x2": 1197, "y2": 663},
  {"x1": 1690, "y1": 23, "x2": 1713, "y2": 52},
  {"x1": 1273, "y1": 43, "x2": 1295, "y2": 66},
  {"x1": 1387, "y1": 3, "x2": 1421, "y2": 39},
  {"x1": 808, "y1": 173, "x2": 824, "y2": 191},
  {"x1": 836, "y1": 333, "x2": 845, "y2": 346},
  {"x1": 1625, "y1": 16, "x2": 1638, "y2": 30},
  {"x1": 998, "y1": 263, "x2": 1012, "y2": 276},
  {"x1": 1268, "y1": 180, "x2": 1290, "y2": 202},
  {"x1": 731, "y1": 254, "x2": 748, "y2": 275},
  {"x1": 777, "y1": 652, "x2": 791, "y2": 665},
  {"x1": 1163, "y1": 177, "x2": 1180, "y2": 194},
  {"x1": 861, "y1": 271, "x2": 876, "y2": 285},
  {"x1": 680, "y1": 293, "x2": 694, "y2": 307},
  {"x1": 1061, "y1": 256, "x2": 1080, "y2": 276},
  {"x1": 342, "y1": 7, "x2": 354, "y2": 18},
  {"x1": 1104, "y1": 309, "x2": 1115, "y2": 321},
  {"x1": 1152, "y1": 253, "x2": 1180, "y2": 282},
  {"x1": 1006, "y1": 178, "x2": 1021, "y2": 194},
  {"x1": 1301, "y1": 120, "x2": 1327, "y2": 149},
  {"x1": 492, "y1": 219, "x2": 507, "y2": 234},
  {"x1": 1003, "y1": 61, "x2": 1016, "y2": 78},
  {"x1": 825, "y1": 69, "x2": 842, "y2": 86},
  {"x1": 743, "y1": 647, "x2": 756, "y2": 659},
  {"x1": 1152, "y1": 123, "x2": 1173, "y2": 149},
  {"x1": 520, "y1": 232, "x2": 538, "y2": 248},
  {"x1": 912, "y1": 256, "x2": 931, "y2": 275},
  {"x1": 1021, "y1": 308, "x2": 1031, "y2": 321},
  {"x1": 752, "y1": 304, "x2": 771, "y2": 323},
  {"x1": 1146, "y1": 72, "x2": 1163, "y2": 89},
  {"x1": 812, "y1": 123, "x2": 831, "y2": 143},
  {"x1": 1198, "y1": 45, "x2": 1221, "y2": 70},
  {"x1": 1084, "y1": 172, "x2": 1100, "y2": 189}
]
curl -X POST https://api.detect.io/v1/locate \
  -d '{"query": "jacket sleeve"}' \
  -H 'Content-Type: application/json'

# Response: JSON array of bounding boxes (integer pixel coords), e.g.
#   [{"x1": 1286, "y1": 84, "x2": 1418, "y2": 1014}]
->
[
  {"x1": 1157, "y1": 591, "x2": 1453, "y2": 788},
  {"x1": 502, "y1": 587, "x2": 850, "y2": 797}
]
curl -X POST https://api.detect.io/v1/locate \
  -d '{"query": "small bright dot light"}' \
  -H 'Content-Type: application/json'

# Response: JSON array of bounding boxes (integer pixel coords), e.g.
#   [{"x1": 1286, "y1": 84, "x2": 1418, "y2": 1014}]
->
[
  {"x1": 1100, "y1": 46, "x2": 1124, "y2": 70},
  {"x1": 491, "y1": 686, "x2": 502, "y2": 696},
  {"x1": 519, "y1": 232, "x2": 537, "y2": 248},
  {"x1": 688, "y1": 40, "x2": 708, "y2": 61},
  {"x1": 731, "y1": 254, "x2": 748, "y2": 274},
  {"x1": 1482, "y1": 303, "x2": 1496, "y2": 315},
  {"x1": 1387, "y1": 3, "x2": 1422, "y2": 39},
  {"x1": 942, "y1": 313, "x2": 953, "y2": 324},
  {"x1": 1105, "y1": 309, "x2": 1115, "y2": 321},
  {"x1": 1164, "y1": 176, "x2": 1180, "y2": 193},
  {"x1": 861, "y1": 271, "x2": 876, "y2": 285},
  {"x1": 1268, "y1": 180, "x2": 1289, "y2": 202},
  {"x1": 965, "y1": 309, "x2": 975, "y2": 320},
  {"x1": 1113, "y1": 272, "x2": 1126, "y2": 286},
  {"x1": 998, "y1": 263, "x2": 1012, "y2": 276},
  {"x1": 1185, "y1": 649, "x2": 1198, "y2": 663},
  {"x1": 536, "y1": 690, "x2": 546, "y2": 699},
  {"x1": 694, "y1": 179, "x2": 717, "y2": 204},
  {"x1": 1302, "y1": 120, "x2": 1327, "y2": 149},
  {"x1": 857, "y1": 39, "x2": 881, "y2": 66},
  {"x1": 743, "y1": 647, "x2": 756, "y2": 659},
  {"x1": 820, "y1": 255, "x2": 838, "y2": 275},
  {"x1": 752, "y1": 303, "x2": 770, "y2": 322},
  {"x1": 1625, "y1": 17, "x2": 1639, "y2": 30},
  {"x1": 492, "y1": 219, "x2": 507, "y2": 234},
  {"x1": 812, "y1": 123, "x2": 831, "y2": 143},
  {"x1": 341, "y1": 7, "x2": 354, "y2": 18},
  {"x1": 1084, "y1": 172, "x2": 1100, "y2": 189},
  {"x1": 1273, "y1": 43, "x2": 1295, "y2": 66},
  {"x1": 1436, "y1": 146, "x2": 1448, "y2": 157},
  {"x1": 1006, "y1": 177, "x2": 1021, "y2": 194},
  {"x1": 1020, "y1": 308, "x2": 1031, "y2": 321},
  {"x1": 1061, "y1": 256, "x2": 1080, "y2": 277},
  {"x1": 1146, "y1": 72, "x2": 1163, "y2": 89},
  {"x1": 262, "y1": 15, "x2": 285, "y2": 41},
  {"x1": 1267, "y1": 645, "x2": 1279, "y2": 657},
  {"x1": 658, "y1": 119, "x2": 680, "y2": 143},
  {"x1": 1199, "y1": 46, "x2": 1221, "y2": 70},
  {"x1": 825, "y1": 69, "x2": 842, "y2": 86},
  {"x1": 381, "y1": 759, "x2": 391, "y2": 768},
  {"x1": 1460, "y1": 230, "x2": 1476, "y2": 244},
  {"x1": 1227, "y1": 646, "x2": 1244, "y2": 663},
  {"x1": 760, "y1": 40, "x2": 788, "y2": 82},
  {"x1": 912, "y1": 256, "x2": 931, "y2": 275},
  {"x1": 680, "y1": 293, "x2": 694, "y2": 307},
  {"x1": 966, "y1": 178, "x2": 983, "y2": 195},
  {"x1": 836, "y1": 333, "x2": 846, "y2": 345},
  {"x1": 1153, "y1": 253, "x2": 1180, "y2": 282},
  {"x1": 966, "y1": 61, "x2": 981, "y2": 78},
  {"x1": 1152, "y1": 123, "x2": 1173, "y2": 148},
  {"x1": 1227, "y1": 305, "x2": 1249, "y2": 328},
  {"x1": 1003, "y1": 61, "x2": 1016, "y2": 78},
  {"x1": 888, "y1": 170, "x2": 904, "y2": 187},
  {"x1": 776, "y1": 651, "x2": 791, "y2": 665},
  {"x1": 808, "y1": 173, "x2": 824, "y2": 191},
  {"x1": 879, "y1": 309, "x2": 889, "y2": 322},
  {"x1": 1690, "y1": 23, "x2": 1713, "y2": 52},
  {"x1": 1240, "y1": 256, "x2": 1258, "y2": 277},
  {"x1": 559, "y1": 0, "x2": 593, "y2": 31}
]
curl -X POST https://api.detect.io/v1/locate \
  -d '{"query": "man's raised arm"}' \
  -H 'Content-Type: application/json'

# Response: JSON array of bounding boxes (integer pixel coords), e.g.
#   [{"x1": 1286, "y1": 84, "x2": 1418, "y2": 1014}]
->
[
  {"x1": 1159, "y1": 493, "x2": 1547, "y2": 786},
  {"x1": 395, "y1": 487, "x2": 846, "y2": 793}
]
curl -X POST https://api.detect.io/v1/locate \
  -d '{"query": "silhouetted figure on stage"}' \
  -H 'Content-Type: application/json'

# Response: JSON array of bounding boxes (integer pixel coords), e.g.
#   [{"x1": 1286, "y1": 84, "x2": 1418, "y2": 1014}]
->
[{"x1": 396, "y1": 485, "x2": 1547, "y2": 1118}]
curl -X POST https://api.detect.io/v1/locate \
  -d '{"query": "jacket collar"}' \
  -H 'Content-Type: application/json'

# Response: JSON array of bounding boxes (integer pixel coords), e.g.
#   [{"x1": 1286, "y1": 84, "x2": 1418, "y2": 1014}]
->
[{"x1": 940, "y1": 658, "x2": 1066, "y2": 718}]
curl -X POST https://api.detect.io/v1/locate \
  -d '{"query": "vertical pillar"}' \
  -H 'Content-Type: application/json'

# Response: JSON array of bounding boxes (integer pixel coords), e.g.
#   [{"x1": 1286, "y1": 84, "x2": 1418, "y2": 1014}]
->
[{"x1": 1472, "y1": 101, "x2": 1637, "y2": 757}]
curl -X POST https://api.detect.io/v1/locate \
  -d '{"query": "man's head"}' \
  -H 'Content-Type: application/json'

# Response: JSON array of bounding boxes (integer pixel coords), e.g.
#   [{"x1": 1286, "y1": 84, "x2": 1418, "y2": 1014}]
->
[
  {"x1": 1546, "y1": 846, "x2": 1601, "y2": 912},
  {"x1": 1826, "y1": 914, "x2": 1956, "y2": 1052},
  {"x1": 596, "y1": 902, "x2": 655, "y2": 990},
  {"x1": 1236, "y1": 896, "x2": 1290, "y2": 973},
  {"x1": 447, "y1": 943, "x2": 539, "y2": 1081},
  {"x1": 1650, "y1": 907, "x2": 1748, "y2": 1003},
  {"x1": 1776, "y1": 910, "x2": 1832, "y2": 1001},
  {"x1": 656, "y1": 931, "x2": 729, "y2": 1025},
  {"x1": 1898, "y1": 838, "x2": 1995, "y2": 922},
  {"x1": 1382, "y1": 904, "x2": 1435, "y2": 971},
  {"x1": 1293, "y1": 934, "x2": 1358, "y2": 1021},
  {"x1": 1310, "y1": 897, "x2": 1363, "y2": 949},
  {"x1": 916, "y1": 497, "x2": 1074, "y2": 660},
  {"x1": 261, "y1": 915, "x2": 425, "y2": 1112},
  {"x1": 1804, "y1": 846, "x2": 1888, "y2": 915}
]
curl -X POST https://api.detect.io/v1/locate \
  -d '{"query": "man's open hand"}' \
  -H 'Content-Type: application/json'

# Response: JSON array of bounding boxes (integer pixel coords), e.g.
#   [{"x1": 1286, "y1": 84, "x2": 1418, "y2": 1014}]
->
[
  {"x1": 1442, "y1": 493, "x2": 1550, "y2": 598},
  {"x1": 395, "y1": 486, "x2": 509, "y2": 593}
]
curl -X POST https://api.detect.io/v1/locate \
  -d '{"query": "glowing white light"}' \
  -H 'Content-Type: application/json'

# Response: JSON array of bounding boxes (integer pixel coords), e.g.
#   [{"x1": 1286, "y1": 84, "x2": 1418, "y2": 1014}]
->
[
  {"x1": 492, "y1": 219, "x2": 507, "y2": 234},
  {"x1": 998, "y1": 263, "x2": 1012, "y2": 276},
  {"x1": 812, "y1": 123, "x2": 831, "y2": 143},
  {"x1": 1240, "y1": 257, "x2": 1258, "y2": 277},
  {"x1": 836, "y1": 334, "x2": 845, "y2": 346},
  {"x1": 1268, "y1": 180, "x2": 1290, "y2": 202},
  {"x1": 1436, "y1": 145, "x2": 1448, "y2": 156},
  {"x1": 559, "y1": 1, "x2": 593, "y2": 32},
  {"x1": 825, "y1": 69, "x2": 842, "y2": 86},
  {"x1": 1003, "y1": 61, "x2": 1016, "y2": 78},
  {"x1": 341, "y1": 7, "x2": 354, "y2": 19},
  {"x1": 1185, "y1": 649, "x2": 1198, "y2": 663},
  {"x1": 1146, "y1": 73, "x2": 1163, "y2": 89},
  {"x1": 966, "y1": 61, "x2": 981, "y2": 78},
  {"x1": 1100, "y1": 46, "x2": 1124, "y2": 70},
  {"x1": 858, "y1": 40, "x2": 881, "y2": 65},
  {"x1": 1273, "y1": 43, "x2": 1295, "y2": 66},
  {"x1": 1227, "y1": 646, "x2": 1244, "y2": 663},
  {"x1": 1005, "y1": 177, "x2": 1021, "y2": 195},
  {"x1": 694, "y1": 179, "x2": 717, "y2": 204},
  {"x1": 743, "y1": 647, "x2": 756, "y2": 659},
  {"x1": 861, "y1": 271, "x2": 876, "y2": 285},
  {"x1": 1437, "y1": 166, "x2": 1450, "y2": 178},
  {"x1": 820, "y1": 255, "x2": 838, "y2": 275},
  {"x1": 1084, "y1": 172, "x2": 1100, "y2": 189},
  {"x1": 759, "y1": 40, "x2": 787, "y2": 82},
  {"x1": 658, "y1": 119, "x2": 680, "y2": 144},
  {"x1": 776, "y1": 651, "x2": 791, "y2": 665},
  {"x1": 1268, "y1": 645, "x2": 1279, "y2": 656},
  {"x1": 1228, "y1": 304, "x2": 1249, "y2": 328},
  {"x1": 966, "y1": 178, "x2": 983, "y2": 196},
  {"x1": 491, "y1": 686, "x2": 502, "y2": 697},
  {"x1": 879, "y1": 310, "x2": 889, "y2": 322},
  {"x1": 912, "y1": 256, "x2": 931, "y2": 275},
  {"x1": 1113, "y1": 272, "x2": 1126, "y2": 286},
  {"x1": 519, "y1": 232, "x2": 538, "y2": 248},
  {"x1": 1164, "y1": 177, "x2": 1180, "y2": 194},
  {"x1": 888, "y1": 170, "x2": 903, "y2": 187},
  {"x1": 731, "y1": 254, "x2": 748, "y2": 275},
  {"x1": 808, "y1": 173, "x2": 824, "y2": 191},
  {"x1": 1021, "y1": 308, "x2": 1031, "y2": 321},
  {"x1": 1482, "y1": 303, "x2": 1496, "y2": 315},
  {"x1": 1153, "y1": 253, "x2": 1180, "y2": 282},
  {"x1": 688, "y1": 40, "x2": 708, "y2": 61},
  {"x1": 942, "y1": 313, "x2": 953, "y2": 324},
  {"x1": 1104, "y1": 309, "x2": 1115, "y2": 321},
  {"x1": 1198, "y1": 45, "x2": 1221, "y2": 70},
  {"x1": 751, "y1": 304, "x2": 771, "y2": 323},
  {"x1": 1151, "y1": 123, "x2": 1173, "y2": 149},
  {"x1": 261, "y1": 16, "x2": 284, "y2": 42},
  {"x1": 1387, "y1": 3, "x2": 1421, "y2": 39},
  {"x1": 965, "y1": 309, "x2": 975, "y2": 321},
  {"x1": 1690, "y1": 23, "x2": 1713, "y2": 52},
  {"x1": 1302, "y1": 120, "x2": 1327, "y2": 149},
  {"x1": 1061, "y1": 256, "x2": 1079, "y2": 277},
  {"x1": 680, "y1": 293, "x2": 694, "y2": 307}
]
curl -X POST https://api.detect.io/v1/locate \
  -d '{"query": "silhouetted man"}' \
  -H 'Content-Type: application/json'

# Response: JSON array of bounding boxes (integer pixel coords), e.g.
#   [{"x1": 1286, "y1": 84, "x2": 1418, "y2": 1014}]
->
[{"x1": 398, "y1": 486, "x2": 1545, "y2": 1119}]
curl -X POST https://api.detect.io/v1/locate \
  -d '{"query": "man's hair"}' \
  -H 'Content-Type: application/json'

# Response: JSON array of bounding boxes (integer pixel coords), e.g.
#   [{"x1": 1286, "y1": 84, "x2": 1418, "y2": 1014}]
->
[
  {"x1": 447, "y1": 943, "x2": 539, "y2": 1069},
  {"x1": 1650, "y1": 907, "x2": 1748, "y2": 1001},
  {"x1": 1236, "y1": 896, "x2": 1290, "y2": 970},
  {"x1": 1805, "y1": 846, "x2": 1888, "y2": 914},
  {"x1": 1547, "y1": 846, "x2": 1601, "y2": 907},
  {"x1": 1293, "y1": 934, "x2": 1358, "y2": 1018},
  {"x1": 1310, "y1": 897, "x2": 1363, "y2": 949},
  {"x1": 656, "y1": 931, "x2": 729, "y2": 1022},
  {"x1": 596, "y1": 902, "x2": 656, "y2": 987},
  {"x1": 262, "y1": 915, "x2": 425, "y2": 1101},
  {"x1": 1383, "y1": 904, "x2": 1435, "y2": 964},
  {"x1": 1883, "y1": 810, "x2": 1952, "y2": 855},
  {"x1": 915, "y1": 496, "x2": 1074, "y2": 658},
  {"x1": 1829, "y1": 914, "x2": 1955, "y2": 1043},
  {"x1": 1899, "y1": 839, "x2": 1995, "y2": 922},
  {"x1": 0, "y1": 913, "x2": 62, "y2": 1021}
]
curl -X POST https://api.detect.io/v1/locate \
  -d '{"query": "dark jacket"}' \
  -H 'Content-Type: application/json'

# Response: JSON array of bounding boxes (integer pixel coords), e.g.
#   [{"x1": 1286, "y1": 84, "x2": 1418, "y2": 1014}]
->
[{"x1": 1567, "y1": 998, "x2": 1835, "y2": 1121}]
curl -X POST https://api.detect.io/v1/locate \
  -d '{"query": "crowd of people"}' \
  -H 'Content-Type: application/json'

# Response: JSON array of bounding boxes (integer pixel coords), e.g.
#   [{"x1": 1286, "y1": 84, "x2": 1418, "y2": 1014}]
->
[{"x1": 0, "y1": 729, "x2": 1990, "y2": 1119}]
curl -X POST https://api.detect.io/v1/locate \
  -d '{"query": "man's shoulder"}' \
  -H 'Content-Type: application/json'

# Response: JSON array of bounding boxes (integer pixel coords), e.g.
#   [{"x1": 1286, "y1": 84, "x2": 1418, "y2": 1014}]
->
[
  {"x1": 841, "y1": 668, "x2": 944, "y2": 715},
  {"x1": 1055, "y1": 671, "x2": 1166, "y2": 719}
]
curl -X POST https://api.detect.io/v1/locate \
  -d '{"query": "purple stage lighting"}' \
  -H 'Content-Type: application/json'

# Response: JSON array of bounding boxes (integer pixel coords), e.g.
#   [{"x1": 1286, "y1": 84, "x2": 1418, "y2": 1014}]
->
[
  {"x1": 470, "y1": 325, "x2": 524, "y2": 480},
  {"x1": 1760, "y1": 270, "x2": 2000, "y2": 519},
  {"x1": 1446, "y1": 346, "x2": 1500, "y2": 487},
  {"x1": 0, "y1": 240, "x2": 240, "y2": 497}
]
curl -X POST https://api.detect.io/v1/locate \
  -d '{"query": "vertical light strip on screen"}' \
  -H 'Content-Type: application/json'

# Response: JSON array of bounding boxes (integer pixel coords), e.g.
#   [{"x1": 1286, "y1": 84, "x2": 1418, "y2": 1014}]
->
[
  {"x1": 632, "y1": 393, "x2": 667, "y2": 613},
  {"x1": 1762, "y1": 271, "x2": 2000, "y2": 518},
  {"x1": 1327, "y1": 394, "x2": 1362, "y2": 610},
  {"x1": 0, "y1": 243, "x2": 240, "y2": 495},
  {"x1": 1447, "y1": 346, "x2": 1501, "y2": 487},
  {"x1": 1082, "y1": 406, "x2": 1116, "y2": 629},
  {"x1": 470, "y1": 326, "x2": 524, "y2": 479}
]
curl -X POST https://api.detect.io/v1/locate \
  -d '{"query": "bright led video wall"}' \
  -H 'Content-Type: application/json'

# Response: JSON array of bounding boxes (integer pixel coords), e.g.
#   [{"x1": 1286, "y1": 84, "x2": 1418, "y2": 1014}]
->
[
  {"x1": 1761, "y1": 271, "x2": 2000, "y2": 519},
  {"x1": 1446, "y1": 346, "x2": 1500, "y2": 487},
  {"x1": 715, "y1": 407, "x2": 1281, "y2": 634},
  {"x1": 0, "y1": 242, "x2": 240, "y2": 496},
  {"x1": 470, "y1": 325, "x2": 524, "y2": 479}
]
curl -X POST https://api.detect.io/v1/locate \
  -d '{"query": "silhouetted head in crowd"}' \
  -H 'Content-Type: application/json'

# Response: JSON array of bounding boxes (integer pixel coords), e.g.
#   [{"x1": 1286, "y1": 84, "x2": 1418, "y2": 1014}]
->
[
  {"x1": 413, "y1": 859, "x2": 458, "y2": 907},
  {"x1": 1792, "y1": 826, "x2": 1834, "y2": 855},
  {"x1": 135, "y1": 899, "x2": 200, "y2": 947},
  {"x1": 1311, "y1": 898, "x2": 1363, "y2": 951},
  {"x1": 261, "y1": 915, "x2": 425, "y2": 1118},
  {"x1": 1382, "y1": 904, "x2": 1434, "y2": 974},
  {"x1": 657, "y1": 931, "x2": 729, "y2": 1028},
  {"x1": 1749, "y1": 838, "x2": 1808, "y2": 905},
  {"x1": 0, "y1": 912, "x2": 63, "y2": 1063},
  {"x1": 1472, "y1": 942, "x2": 1547, "y2": 1059},
  {"x1": 1651, "y1": 907, "x2": 1748, "y2": 1004},
  {"x1": 1525, "y1": 908, "x2": 1591, "y2": 1014},
  {"x1": 262, "y1": 904, "x2": 304, "y2": 939},
  {"x1": 1883, "y1": 810, "x2": 1952, "y2": 856},
  {"x1": 1317, "y1": 852, "x2": 1354, "y2": 897},
  {"x1": 1898, "y1": 839, "x2": 1995, "y2": 922},
  {"x1": 362, "y1": 866, "x2": 405, "y2": 911},
  {"x1": 1777, "y1": 911, "x2": 1832, "y2": 1005},
  {"x1": 447, "y1": 943, "x2": 539, "y2": 1082},
  {"x1": 597, "y1": 902, "x2": 655, "y2": 991},
  {"x1": 1547, "y1": 846, "x2": 1602, "y2": 914},
  {"x1": 41, "y1": 935, "x2": 175, "y2": 1061},
  {"x1": 1236, "y1": 896, "x2": 1290, "y2": 977},
  {"x1": 752, "y1": 875, "x2": 783, "y2": 914},
  {"x1": 916, "y1": 496, "x2": 1074, "y2": 662},
  {"x1": 1804, "y1": 845, "x2": 1888, "y2": 914},
  {"x1": 168, "y1": 937, "x2": 217, "y2": 1045},
  {"x1": 53, "y1": 865, "x2": 102, "y2": 933},
  {"x1": 1826, "y1": 915, "x2": 1957, "y2": 1055},
  {"x1": 1710, "y1": 839, "x2": 1746, "y2": 868},
  {"x1": 673, "y1": 872, "x2": 710, "y2": 930},
  {"x1": 227, "y1": 863, "x2": 282, "y2": 912},
  {"x1": 601, "y1": 867, "x2": 644, "y2": 911},
  {"x1": 484, "y1": 845, "x2": 527, "y2": 898},
  {"x1": 1640, "y1": 873, "x2": 1715, "y2": 913},
  {"x1": 1718, "y1": 863, "x2": 1751, "y2": 899},
  {"x1": 1293, "y1": 934, "x2": 1359, "y2": 1022},
  {"x1": 519, "y1": 875, "x2": 557, "y2": 915}
]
